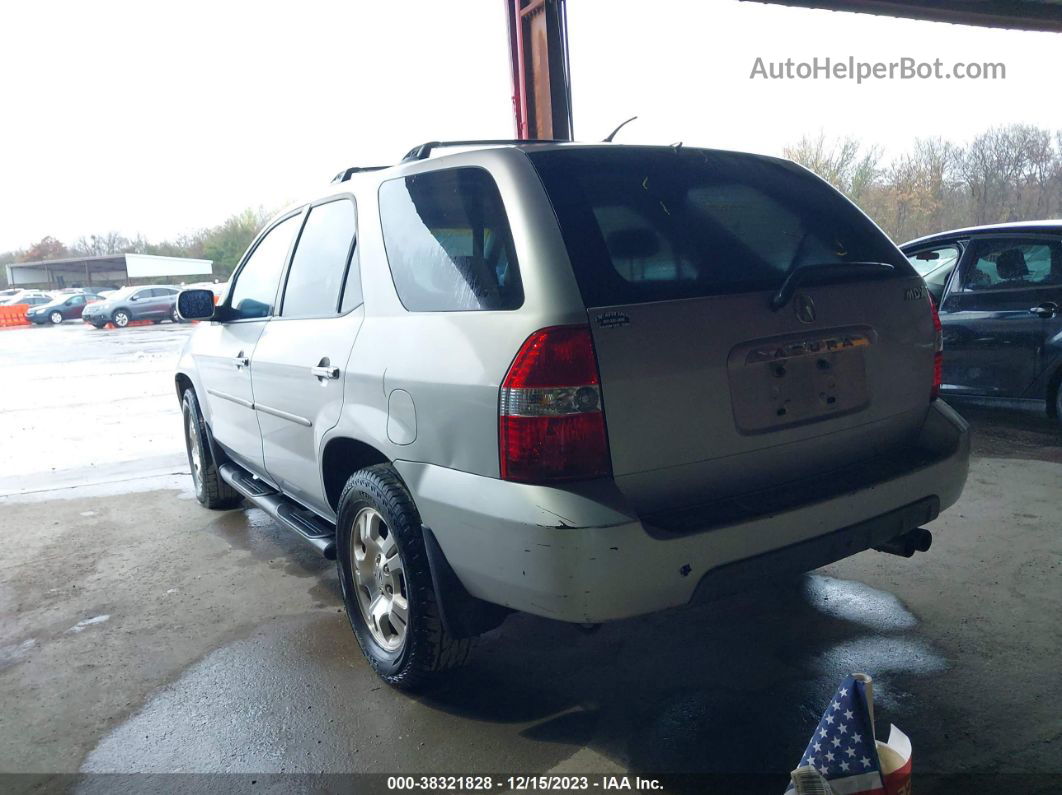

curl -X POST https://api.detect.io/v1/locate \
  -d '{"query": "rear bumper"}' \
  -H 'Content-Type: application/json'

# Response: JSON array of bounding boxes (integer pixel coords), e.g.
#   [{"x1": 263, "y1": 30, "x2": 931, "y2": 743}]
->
[{"x1": 396, "y1": 400, "x2": 970, "y2": 623}]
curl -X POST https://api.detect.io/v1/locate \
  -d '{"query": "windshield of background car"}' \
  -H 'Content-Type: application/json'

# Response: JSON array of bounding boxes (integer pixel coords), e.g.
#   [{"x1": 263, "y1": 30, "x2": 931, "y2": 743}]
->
[
  {"x1": 103, "y1": 287, "x2": 137, "y2": 302},
  {"x1": 527, "y1": 147, "x2": 910, "y2": 307},
  {"x1": 907, "y1": 245, "x2": 960, "y2": 278}
]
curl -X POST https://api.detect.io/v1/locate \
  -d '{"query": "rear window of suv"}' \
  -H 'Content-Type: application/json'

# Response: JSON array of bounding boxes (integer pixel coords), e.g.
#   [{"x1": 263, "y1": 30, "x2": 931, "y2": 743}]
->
[
  {"x1": 528, "y1": 148, "x2": 908, "y2": 307},
  {"x1": 378, "y1": 167, "x2": 523, "y2": 312}
]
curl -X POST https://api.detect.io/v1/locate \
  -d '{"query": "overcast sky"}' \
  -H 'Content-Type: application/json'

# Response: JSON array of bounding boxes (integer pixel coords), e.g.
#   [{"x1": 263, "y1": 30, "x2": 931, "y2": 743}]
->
[{"x1": 1, "y1": 0, "x2": 1059, "y2": 252}]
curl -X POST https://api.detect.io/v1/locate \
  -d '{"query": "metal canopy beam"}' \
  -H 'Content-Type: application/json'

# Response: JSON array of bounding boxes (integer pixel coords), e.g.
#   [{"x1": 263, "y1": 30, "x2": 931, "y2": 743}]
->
[
  {"x1": 744, "y1": 0, "x2": 1062, "y2": 32},
  {"x1": 505, "y1": 0, "x2": 1060, "y2": 141},
  {"x1": 506, "y1": 0, "x2": 573, "y2": 140}
]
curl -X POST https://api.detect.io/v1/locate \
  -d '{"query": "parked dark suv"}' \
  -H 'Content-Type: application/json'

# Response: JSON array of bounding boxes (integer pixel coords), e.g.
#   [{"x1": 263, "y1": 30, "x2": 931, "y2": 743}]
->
[
  {"x1": 82, "y1": 285, "x2": 182, "y2": 328},
  {"x1": 902, "y1": 221, "x2": 1062, "y2": 419}
]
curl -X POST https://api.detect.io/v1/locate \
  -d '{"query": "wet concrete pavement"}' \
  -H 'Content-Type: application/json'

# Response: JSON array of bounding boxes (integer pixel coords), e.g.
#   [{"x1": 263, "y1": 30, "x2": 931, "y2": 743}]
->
[
  {"x1": 0, "y1": 322, "x2": 1060, "y2": 793},
  {"x1": 0, "y1": 322, "x2": 189, "y2": 497}
]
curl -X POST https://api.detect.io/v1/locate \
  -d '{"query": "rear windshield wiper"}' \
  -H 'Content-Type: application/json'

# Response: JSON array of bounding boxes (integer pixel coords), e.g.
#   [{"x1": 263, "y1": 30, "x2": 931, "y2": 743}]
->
[{"x1": 770, "y1": 261, "x2": 895, "y2": 311}]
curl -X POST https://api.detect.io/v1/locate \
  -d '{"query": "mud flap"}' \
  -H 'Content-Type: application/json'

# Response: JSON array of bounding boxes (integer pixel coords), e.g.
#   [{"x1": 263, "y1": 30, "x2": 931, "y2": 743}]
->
[{"x1": 422, "y1": 527, "x2": 511, "y2": 639}]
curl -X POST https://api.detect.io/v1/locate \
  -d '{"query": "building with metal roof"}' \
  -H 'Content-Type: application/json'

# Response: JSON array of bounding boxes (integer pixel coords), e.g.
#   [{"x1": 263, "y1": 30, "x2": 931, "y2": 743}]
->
[{"x1": 4, "y1": 253, "x2": 212, "y2": 290}]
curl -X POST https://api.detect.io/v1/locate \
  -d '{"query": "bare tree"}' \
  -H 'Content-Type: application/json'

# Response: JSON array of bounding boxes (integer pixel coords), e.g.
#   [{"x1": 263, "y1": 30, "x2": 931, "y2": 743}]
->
[
  {"x1": 71, "y1": 231, "x2": 135, "y2": 257},
  {"x1": 786, "y1": 124, "x2": 1062, "y2": 242}
]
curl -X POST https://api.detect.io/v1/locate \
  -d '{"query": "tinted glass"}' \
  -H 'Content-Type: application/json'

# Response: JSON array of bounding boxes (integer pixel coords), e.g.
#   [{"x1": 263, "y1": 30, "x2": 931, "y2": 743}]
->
[
  {"x1": 528, "y1": 148, "x2": 908, "y2": 307},
  {"x1": 230, "y1": 214, "x2": 299, "y2": 319},
  {"x1": 282, "y1": 199, "x2": 357, "y2": 317},
  {"x1": 379, "y1": 168, "x2": 522, "y2": 311},
  {"x1": 907, "y1": 245, "x2": 960, "y2": 279},
  {"x1": 961, "y1": 238, "x2": 1062, "y2": 291}
]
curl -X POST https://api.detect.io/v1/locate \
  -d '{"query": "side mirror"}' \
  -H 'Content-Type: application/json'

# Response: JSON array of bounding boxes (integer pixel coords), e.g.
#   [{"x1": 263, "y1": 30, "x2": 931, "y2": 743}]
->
[{"x1": 177, "y1": 289, "x2": 216, "y2": 321}]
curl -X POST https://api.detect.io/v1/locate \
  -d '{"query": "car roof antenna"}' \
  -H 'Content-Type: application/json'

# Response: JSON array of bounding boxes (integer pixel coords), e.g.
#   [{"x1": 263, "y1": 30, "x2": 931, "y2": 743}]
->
[{"x1": 603, "y1": 116, "x2": 638, "y2": 143}]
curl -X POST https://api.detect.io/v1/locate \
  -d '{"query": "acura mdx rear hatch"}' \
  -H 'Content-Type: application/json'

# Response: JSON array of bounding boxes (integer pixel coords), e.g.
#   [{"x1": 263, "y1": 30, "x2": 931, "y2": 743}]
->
[{"x1": 529, "y1": 147, "x2": 938, "y2": 514}]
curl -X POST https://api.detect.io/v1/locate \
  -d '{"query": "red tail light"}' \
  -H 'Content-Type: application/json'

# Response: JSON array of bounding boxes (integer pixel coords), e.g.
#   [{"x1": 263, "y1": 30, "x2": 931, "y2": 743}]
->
[
  {"x1": 499, "y1": 326, "x2": 611, "y2": 483},
  {"x1": 929, "y1": 295, "x2": 943, "y2": 400}
]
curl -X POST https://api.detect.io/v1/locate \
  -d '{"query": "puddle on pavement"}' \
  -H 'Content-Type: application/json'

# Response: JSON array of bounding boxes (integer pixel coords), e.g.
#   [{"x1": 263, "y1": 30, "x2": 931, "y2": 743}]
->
[
  {"x1": 809, "y1": 636, "x2": 946, "y2": 704},
  {"x1": 207, "y1": 506, "x2": 335, "y2": 581},
  {"x1": 803, "y1": 575, "x2": 918, "y2": 632},
  {"x1": 78, "y1": 571, "x2": 948, "y2": 779},
  {"x1": 0, "y1": 638, "x2": 36, "y2": 670},
  {"x1": 66, "y1": 615, "x2": 111, "y2": 634},
  {"x1": 79, "y1": 614, "x2": 573, "y2": 777}
]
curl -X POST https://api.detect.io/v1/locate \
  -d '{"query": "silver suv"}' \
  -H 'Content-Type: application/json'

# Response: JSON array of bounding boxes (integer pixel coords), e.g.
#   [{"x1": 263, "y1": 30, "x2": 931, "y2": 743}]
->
[{"x1": 175, "y1": 141, "x2": 970, "y2": 687}]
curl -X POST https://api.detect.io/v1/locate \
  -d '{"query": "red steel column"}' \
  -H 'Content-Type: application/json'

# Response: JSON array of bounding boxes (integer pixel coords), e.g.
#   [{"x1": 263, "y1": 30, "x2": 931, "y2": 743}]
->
[{"x1": 505, "y1": 0, "x2": 573, "y2": 141}]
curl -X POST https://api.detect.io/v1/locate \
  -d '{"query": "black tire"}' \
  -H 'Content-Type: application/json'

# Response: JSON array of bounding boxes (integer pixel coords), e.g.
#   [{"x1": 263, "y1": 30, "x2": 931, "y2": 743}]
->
[
  {"x1": 336, "y1": 465, "x2": 473, "y2": 688},
  {"x1": 1054, "y1": 380, "x2": 1062, "y2": 423},
  {"x1": 111, "y1": 309, "x2": 130, "y2": 328},
  {"x1": 181, "y1": 388, "x2": 242, "y2": 510},
  {"x1": 49, "y1": 311, "x2": 63, "y2": 325}
]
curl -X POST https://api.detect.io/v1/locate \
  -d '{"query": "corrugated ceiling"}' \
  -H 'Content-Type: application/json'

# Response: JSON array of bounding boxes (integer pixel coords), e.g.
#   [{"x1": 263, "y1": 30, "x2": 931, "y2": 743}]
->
[{"x1": 744, "y1": 1, "x2": 1062, "y2": 31}]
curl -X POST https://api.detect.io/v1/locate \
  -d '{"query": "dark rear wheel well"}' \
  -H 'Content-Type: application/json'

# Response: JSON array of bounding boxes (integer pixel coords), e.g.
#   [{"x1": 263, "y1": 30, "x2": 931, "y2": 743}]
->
[
  {"x1": 1047, "y1": 364, "x2": 1062, "y2": 418},
  {"x1": 322, "y1": 437, "x2": 390, "y2": 513},
  {"x1": 175, "y1": 373, "x2": 194, "y2": 404}
]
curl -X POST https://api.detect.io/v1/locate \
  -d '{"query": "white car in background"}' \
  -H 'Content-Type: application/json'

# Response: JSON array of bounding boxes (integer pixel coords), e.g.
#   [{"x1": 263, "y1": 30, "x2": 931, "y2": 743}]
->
[{"x1": 1, "y1": 289, "x2": 55, "y2": 306}]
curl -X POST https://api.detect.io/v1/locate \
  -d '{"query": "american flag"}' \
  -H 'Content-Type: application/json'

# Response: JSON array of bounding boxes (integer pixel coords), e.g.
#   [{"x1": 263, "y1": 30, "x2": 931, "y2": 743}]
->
[{"x1": 786, "y1": 675, "x2": 886, "y2": 795}]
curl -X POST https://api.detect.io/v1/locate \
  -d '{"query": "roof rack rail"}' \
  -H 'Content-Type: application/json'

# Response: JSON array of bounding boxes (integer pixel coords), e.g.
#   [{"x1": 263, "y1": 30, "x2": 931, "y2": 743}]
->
[
  {"x1": 331, "y1": 165, "x2": 389, "y2": 183},
  {"x1": 401, "y1": 139, "x2": 564, "y2": 162}
]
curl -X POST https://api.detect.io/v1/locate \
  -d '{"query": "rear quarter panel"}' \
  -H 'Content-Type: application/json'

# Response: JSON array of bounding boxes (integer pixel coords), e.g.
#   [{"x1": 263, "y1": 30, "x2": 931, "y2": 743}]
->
[{"x1": 329, "y1": 149, "x2": 589, "y2": 478}]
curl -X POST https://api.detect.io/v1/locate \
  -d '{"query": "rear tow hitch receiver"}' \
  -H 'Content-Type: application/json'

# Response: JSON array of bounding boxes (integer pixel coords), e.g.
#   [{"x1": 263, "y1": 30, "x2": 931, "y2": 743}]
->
[{"x1": 874, "y1": 527, "x2": 933, "y2": 558}]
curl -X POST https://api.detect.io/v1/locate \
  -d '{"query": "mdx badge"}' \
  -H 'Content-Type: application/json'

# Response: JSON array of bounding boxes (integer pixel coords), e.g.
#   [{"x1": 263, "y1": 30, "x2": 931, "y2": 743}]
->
[{"x1": 794, "y1": 293, "x2": 816, "y2": 324}]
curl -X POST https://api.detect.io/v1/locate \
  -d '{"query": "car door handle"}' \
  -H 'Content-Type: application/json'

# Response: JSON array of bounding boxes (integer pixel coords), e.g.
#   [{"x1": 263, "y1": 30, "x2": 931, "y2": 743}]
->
[
  {"x1": 311, "y1": 365, "x2": 340, "y2": 380},
  {"x1": 1029, "y1": 302, "x2": 1058, "y2": 318},
  {"x1": 233, "y1": 353, "x2": 249, "y2": 369}
]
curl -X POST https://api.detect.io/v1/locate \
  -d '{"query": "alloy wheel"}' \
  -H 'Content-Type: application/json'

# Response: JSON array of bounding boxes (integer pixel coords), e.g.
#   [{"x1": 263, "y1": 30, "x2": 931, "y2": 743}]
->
[{"x1": 349, "y1": 506, "x2": 409, "y2": 651}]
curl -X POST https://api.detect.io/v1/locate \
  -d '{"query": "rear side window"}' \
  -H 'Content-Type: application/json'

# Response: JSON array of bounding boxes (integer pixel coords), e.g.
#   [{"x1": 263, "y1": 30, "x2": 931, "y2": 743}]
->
[
  {"x1": 378, "y1": 168, "x2": 523, "y2": 311},
  {"x1": 282, "y1": 199, "x2": 358, "y2": 318},
  {"x1": 230, "y1": 214, "x2": 300, "y2": 319},
  {"x1": 959, "y1": 238, "x2": 1062, "y2": 291},
  {"x1": 528, "y1": 148, "x2": 908, "y2": 307}
]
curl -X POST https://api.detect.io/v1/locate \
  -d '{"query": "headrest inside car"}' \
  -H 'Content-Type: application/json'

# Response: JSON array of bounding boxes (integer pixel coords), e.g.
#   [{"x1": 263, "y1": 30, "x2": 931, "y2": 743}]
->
[{"x1": 995, "y1": 248, "x2": 1028, "y2": 280}]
